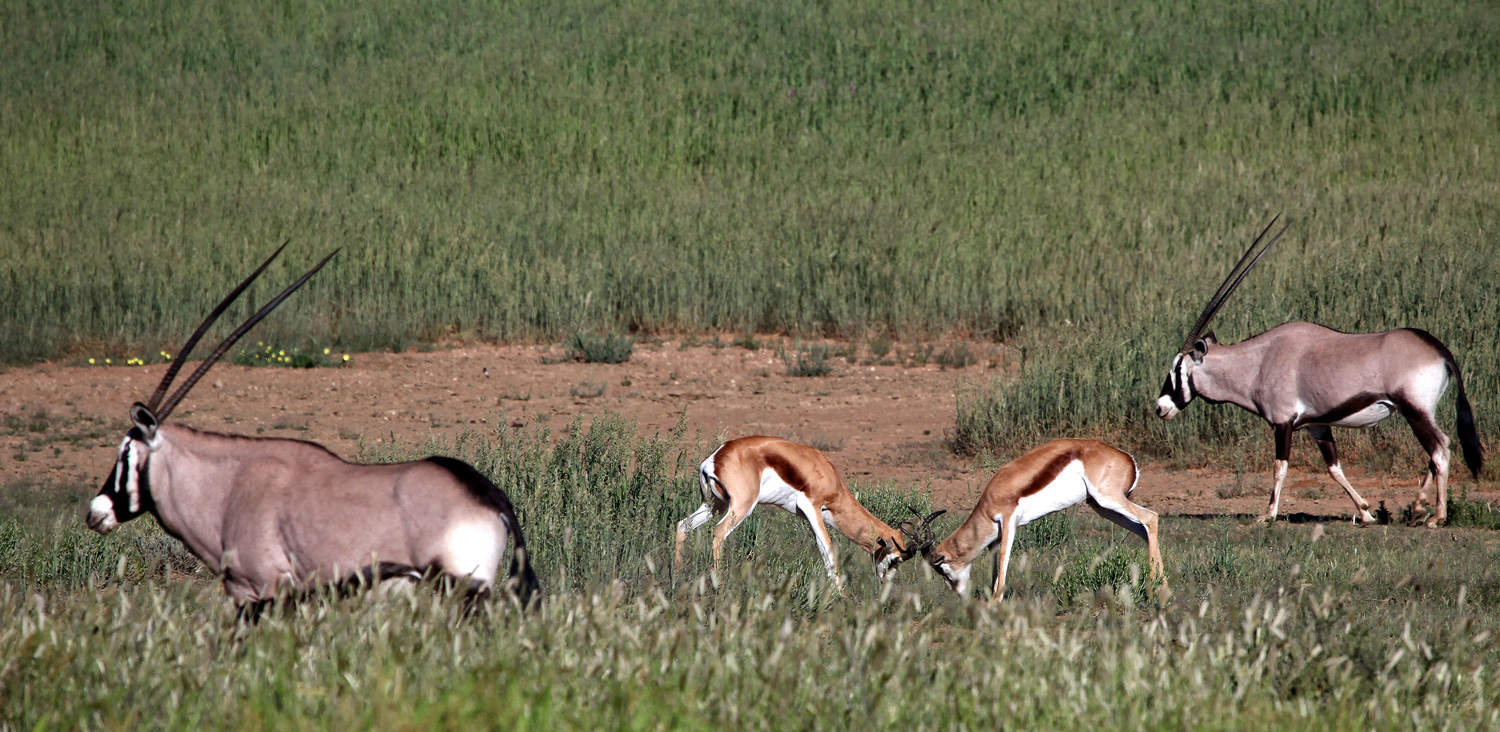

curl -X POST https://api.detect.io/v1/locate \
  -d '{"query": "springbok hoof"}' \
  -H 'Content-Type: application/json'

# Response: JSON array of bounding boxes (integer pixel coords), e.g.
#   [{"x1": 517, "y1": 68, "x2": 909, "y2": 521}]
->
[{"x1": 1255, "y1": 514, "x2": 1277, "y2": 525}]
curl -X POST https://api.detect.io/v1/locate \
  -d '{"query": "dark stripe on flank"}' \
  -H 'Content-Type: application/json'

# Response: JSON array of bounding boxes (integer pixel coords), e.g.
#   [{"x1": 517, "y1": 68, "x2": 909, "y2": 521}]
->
[
  {"x1": 763, "y1": 452, "x2": 812, "y2": 494},
  {"x1": 1018, "y1": 450, "x2": 1082, "y2": 498},
  {"x1": 1295, "y1": 392, "x2": 1385, "y2": 428}
]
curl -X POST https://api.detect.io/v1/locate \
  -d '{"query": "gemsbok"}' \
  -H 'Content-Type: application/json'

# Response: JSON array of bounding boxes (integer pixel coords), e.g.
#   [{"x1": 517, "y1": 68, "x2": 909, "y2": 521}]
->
[
  {"x1": 923, "y1": 439, "x2": 1163, "y2": 603},
  {"x1": 86, "y1": 245, "x2": 539, "y2": 616},
  {"x1": 674, "y1": 436, "x2": 945, "y2": 588},
  {"x1": 1155, "y1": 216, "x2": 1483, "y2": 526}
]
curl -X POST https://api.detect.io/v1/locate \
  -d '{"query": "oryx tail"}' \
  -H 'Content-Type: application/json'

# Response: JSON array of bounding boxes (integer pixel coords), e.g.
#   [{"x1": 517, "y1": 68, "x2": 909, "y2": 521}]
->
[{"x1": 1418, "y1": 330, "x2": 1484, "y2": 478}]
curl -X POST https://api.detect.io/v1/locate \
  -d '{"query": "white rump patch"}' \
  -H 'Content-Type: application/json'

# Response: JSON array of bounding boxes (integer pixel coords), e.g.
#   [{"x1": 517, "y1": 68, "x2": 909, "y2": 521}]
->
[{"x1": 441, "y1": 520, "x2": 503, "y2": 585}]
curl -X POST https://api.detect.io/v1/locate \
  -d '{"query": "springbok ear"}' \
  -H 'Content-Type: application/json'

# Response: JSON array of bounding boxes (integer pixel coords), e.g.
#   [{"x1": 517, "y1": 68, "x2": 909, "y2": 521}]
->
[{"x1": 129, "y1": 403, "x2": 160, "y2": 440}]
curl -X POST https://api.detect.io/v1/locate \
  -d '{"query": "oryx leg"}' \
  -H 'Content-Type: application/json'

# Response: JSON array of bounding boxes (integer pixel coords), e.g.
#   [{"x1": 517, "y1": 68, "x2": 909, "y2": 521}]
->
[
  {"x1": 1398, "y1": 402, "x2": 1451, "y2": 527},
  {"x1": 1259, "y1": 423, "x2": 1294, "y2": 523},
  {"x1": 794, "y1": 496, "x2": 843, "y2": 591},
  {"x1": 1307, "y1": 426, "x2": 1377, "y2": 525},
  {"x1": 710, "y1": 495, "x2": 757, "y2": 574},
  {"x1": 1084, "y1": 492, "x2": 1166, "y2": 590},
  {"x1": 674, "y1": 502, "x2": 718, "y2": 568},
  {"x1": 989, "y1": 512, "x2": 1019, "y2": 606}
]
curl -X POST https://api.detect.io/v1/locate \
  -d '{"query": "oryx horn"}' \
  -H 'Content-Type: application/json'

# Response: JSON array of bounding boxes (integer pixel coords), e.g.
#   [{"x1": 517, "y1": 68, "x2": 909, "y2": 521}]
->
[
  {"x1": 145, "y1": 241, "x2": 289, "y2": 412},
  {"x1": 155, "y1": 248, "x2": 339, "y2": 420},
  {"x1": 1180, "y1": 214, "x2": 1289, "y2": 354}
]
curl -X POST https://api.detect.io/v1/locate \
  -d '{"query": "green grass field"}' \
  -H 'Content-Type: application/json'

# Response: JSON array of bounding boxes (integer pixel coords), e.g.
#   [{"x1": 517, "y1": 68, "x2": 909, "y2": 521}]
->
[
  {"x1": 4, "y1": 1, "x2": 1500, "y2": 728},
  {"x1": 4, "y1": 0, "x2": 1496, "y2": 462},
  {"x1": 3, "y1": 417, "x2": 1499, "y2": 729}
]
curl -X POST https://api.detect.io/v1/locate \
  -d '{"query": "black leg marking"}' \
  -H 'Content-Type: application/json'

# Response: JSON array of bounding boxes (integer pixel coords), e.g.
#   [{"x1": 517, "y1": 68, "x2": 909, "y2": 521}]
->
[
  {"x1": 1308, "y1": 426, "x2": 1338, "y2": 467},
  {"x1": 1274, "y1": 423, "x2": 1294, "y2": 462}
]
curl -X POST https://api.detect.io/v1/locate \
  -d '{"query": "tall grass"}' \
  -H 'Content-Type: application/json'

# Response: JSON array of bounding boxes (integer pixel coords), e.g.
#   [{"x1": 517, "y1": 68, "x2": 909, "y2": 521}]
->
[
  {"x1": 3, "y1": 420, "x2": 1500, "y2": 729},
  {"x1": 2, "y1": 0, "x2": 1495, "y2": 367}
]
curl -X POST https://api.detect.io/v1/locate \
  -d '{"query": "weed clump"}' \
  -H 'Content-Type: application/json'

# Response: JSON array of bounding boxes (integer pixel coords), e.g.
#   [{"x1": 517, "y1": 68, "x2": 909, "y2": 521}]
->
[
  {"x1": 566, "y1": 332, "x2": 633, "y2": 364},
  {"x1": 781, "y1": 345, "x2": 832, "y2": 377}
]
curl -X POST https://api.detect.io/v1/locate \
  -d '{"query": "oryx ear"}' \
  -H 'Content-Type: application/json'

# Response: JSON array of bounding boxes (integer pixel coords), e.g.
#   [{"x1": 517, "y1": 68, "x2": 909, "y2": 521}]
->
[
  {"x1": 1190, "y1": 338, "x2": 1209, "y2": 364},
  {"x1": 1200, "y1": 331, "x2": 1217, "y2": 346},
  {"x1": 129, "y1": 403, "x2": 160, "y2": 440}
]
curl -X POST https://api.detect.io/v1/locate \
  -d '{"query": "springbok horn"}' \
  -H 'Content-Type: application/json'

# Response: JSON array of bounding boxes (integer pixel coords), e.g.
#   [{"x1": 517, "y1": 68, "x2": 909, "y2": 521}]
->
[
  {"x1": 156, "y1": 249, "x2": 339, "y2": 420},
  {"x1": 145, "y1": 241, "x2": 289, "y2": 412},
  {"x1": 1180, "y1": 215, "x2": 1288, "y2": 353}
]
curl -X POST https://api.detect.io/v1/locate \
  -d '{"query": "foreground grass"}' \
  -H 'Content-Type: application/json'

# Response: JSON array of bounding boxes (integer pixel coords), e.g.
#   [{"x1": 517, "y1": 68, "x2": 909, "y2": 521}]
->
[{"x1": 3, "y1": 416, "x2": 1499, "y2": 729}]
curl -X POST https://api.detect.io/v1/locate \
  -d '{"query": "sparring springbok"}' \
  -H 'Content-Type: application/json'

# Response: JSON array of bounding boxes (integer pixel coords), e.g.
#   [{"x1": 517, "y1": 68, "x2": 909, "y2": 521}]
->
[
  {"x1": 86, "y1": 245, "x2": 539, "y2": 615},
  {"x1": 674, "y1": 436, "x2": 946, "y2": 588},
  {"x1": 924, "y1": 439, "x2": 1164, "y2": 603},
  {"x1": 1156, "y1": 216, "x2": 1483, "y2": 526}
]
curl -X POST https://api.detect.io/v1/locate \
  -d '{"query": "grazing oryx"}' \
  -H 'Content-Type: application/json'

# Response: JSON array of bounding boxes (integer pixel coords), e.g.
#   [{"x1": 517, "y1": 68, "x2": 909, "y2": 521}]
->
[
  {"x1": 86, "y1": 245, "x2": 539, "y2": 615},
  {"x1": 1156, "y1": 216, "x2": 1484, "y2": 526},
  {"x1": 674, "y1": 436, "x2": 946, "y2": 587},
  {"x1": 924, "y1": 439, "x2": 1163, "y2": 603}
]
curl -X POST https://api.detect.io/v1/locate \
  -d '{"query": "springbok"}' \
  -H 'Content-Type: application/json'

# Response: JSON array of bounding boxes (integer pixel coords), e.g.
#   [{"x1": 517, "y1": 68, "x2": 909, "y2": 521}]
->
[
  {"x1": 86, "y1": 245, "x2": 539, "y2": 615},
  {"x1": 923, "y1": 439, "x2": 1164, "y2": 603},
  {"x1": 1156, "y1": 216, "x2": 1483, "y2": 526},
  {"x1": 674, "y1": 436, "x2": 945, "y2": 588}
]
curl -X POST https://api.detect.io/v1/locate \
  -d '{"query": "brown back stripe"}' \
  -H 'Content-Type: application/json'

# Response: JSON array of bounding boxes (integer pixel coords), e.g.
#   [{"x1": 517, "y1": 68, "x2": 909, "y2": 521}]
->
[
  {"x1": 1018, "y1": 450, "x2": 1081, "y2": 498},
  {"x1": 763, "y1": 452, "x2": 812, "y2": 495}
]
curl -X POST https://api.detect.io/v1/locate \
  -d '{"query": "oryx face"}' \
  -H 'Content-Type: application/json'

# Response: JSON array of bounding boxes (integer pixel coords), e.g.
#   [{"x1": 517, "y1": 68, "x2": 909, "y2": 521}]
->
[
  {"x1": 1156, "y1": 352, "x2": 1195, "y2": 420},
  {"x1": 1157, "y1": 337, "x2": 1212, "y2": 420},
  {"x1": 87, "y1": 404, "x2": 160, "y2": 535}
]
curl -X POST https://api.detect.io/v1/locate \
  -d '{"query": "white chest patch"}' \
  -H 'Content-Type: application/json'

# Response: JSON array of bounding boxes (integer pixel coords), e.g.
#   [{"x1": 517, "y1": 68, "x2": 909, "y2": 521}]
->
[{"x1": 1011, "y1": 461, "x2": 1089, "y2": 527}]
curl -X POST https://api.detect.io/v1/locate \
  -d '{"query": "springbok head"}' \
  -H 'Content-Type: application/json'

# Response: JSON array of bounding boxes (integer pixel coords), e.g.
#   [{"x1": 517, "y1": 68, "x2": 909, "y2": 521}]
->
[
  {"x1": 1156, "y1": 215, "x2": 1287, "y2": 420},
  {"x1": 87, "y1": 245, "x2": 337, "y2": 534},
  {"x1": 873, "y1": 506, "x2": 946, "y2": 581}
]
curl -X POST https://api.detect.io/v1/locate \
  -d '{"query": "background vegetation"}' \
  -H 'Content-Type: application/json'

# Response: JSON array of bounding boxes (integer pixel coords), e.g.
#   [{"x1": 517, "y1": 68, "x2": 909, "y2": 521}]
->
[
  {"x1": 4, "y1": 417, "x2": 1499, "y2": 729},
  {"x1": 3, "y1": 0, "x2": 1496, "y2": 433}
]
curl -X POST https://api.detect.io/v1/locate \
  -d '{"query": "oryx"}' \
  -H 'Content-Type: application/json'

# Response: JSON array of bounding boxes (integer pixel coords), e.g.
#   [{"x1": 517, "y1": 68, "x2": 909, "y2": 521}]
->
[
  {"x1": 86, "y1": 245, "x2": 540, "y2": 615},
  {"x1": 1155, "y1": 216, "x2": 1483, "y2": 526}
]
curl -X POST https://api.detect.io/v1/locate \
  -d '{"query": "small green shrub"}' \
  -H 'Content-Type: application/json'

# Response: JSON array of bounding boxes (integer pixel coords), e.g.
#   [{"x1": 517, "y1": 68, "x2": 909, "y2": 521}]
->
[
  {"x1": 781, "y1": 345, "x2": 832, "y2": 377},
  {"x1": 566, "y1": 332, "x2": 634, "y2": 364}
]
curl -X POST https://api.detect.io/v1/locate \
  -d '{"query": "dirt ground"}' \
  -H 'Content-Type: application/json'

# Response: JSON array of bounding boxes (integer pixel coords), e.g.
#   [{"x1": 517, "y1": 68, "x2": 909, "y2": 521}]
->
[{"x1": 0, "y1": 341, "x2": 1476, "y2": 522}]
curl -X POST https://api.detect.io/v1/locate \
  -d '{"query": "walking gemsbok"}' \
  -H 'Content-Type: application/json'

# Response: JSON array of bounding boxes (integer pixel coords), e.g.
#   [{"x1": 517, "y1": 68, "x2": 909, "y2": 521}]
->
[
  {"x1": 1155, "y1": 215, "x2": 1483, "y2": 526},
  {"x1": 86, "y1": 245, "x2": 539, "y2": 616},
  {"x1": 675, "y1": 436, "x2": 945, "y2": 589},
  {"x1": 922, "y1": 439, "x2": 1164, "y2": 603}
]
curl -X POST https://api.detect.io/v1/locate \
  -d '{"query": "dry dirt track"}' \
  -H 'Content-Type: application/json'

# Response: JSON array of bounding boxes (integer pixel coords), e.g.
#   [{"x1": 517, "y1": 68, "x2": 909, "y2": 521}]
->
[{"x1": 0, "y1": 341, "x2": 1473, "y2": 521}]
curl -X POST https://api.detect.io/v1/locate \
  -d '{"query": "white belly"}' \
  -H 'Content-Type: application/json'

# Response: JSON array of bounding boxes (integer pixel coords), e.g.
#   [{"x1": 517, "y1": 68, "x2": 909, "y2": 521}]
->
[
  {"x1": 757, "y1": 467, "x2": 805, "y2": 513},
  {"x1": 1010, "y1": 461, "x2": 1089, "y2": 526},
  {"x1": 1330, "y1": 401, "x2": 1395, "y2": 428}
]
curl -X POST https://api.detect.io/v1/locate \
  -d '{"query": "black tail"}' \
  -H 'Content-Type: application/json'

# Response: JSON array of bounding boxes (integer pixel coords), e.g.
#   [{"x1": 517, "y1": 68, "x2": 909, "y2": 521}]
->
[
  {"x1": 502, "y1": 514, "x2": 542, "y2": 610},
  {"x1": 1453, "y1": 375, "x2": 1484, "y2": 479},
  {"x1": 1429, "y1": 338, "x2": 1484, "y2": 479}
]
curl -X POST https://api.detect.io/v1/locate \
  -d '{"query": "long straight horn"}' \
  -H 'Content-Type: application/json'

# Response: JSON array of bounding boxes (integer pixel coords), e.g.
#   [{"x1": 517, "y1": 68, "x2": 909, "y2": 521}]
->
[
  {"x1": 156, "y1": 249, "x2": 339, "y2": 420},
  {"x1": 145, "y1": 242, "x2": 290, "y2": 412},
  {"x1": 1180, "y1": 214, "x2": 1289, "y2": 353}
]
